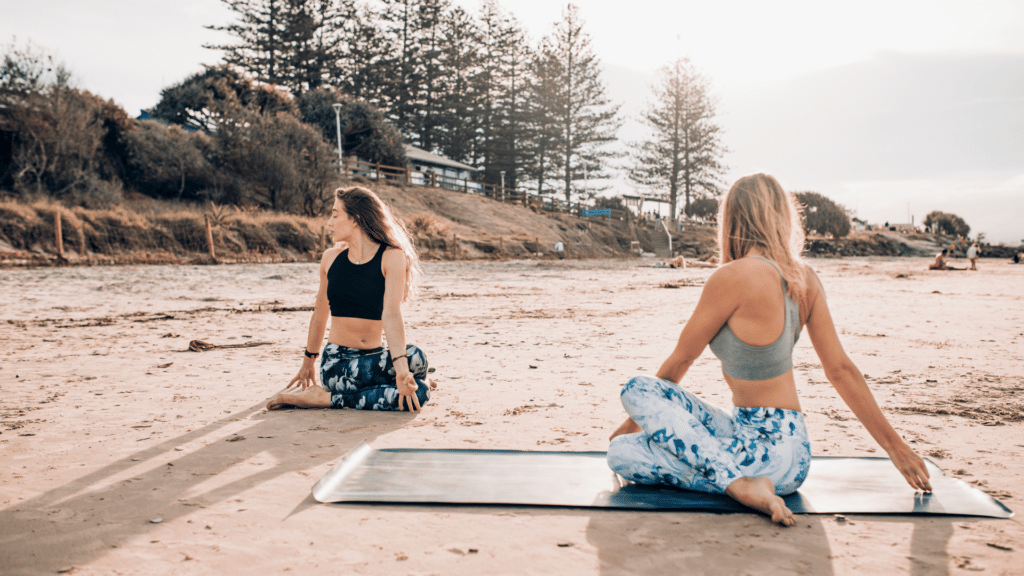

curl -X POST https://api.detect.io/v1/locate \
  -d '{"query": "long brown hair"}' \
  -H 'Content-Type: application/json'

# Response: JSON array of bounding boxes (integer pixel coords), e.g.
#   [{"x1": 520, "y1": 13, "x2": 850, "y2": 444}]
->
[
  {"x1": 717, "y1": 174, "x2": 807, "y2": 300},
  {"x1": 335, "y1": 186, "x2": 420, "y2": 302}
]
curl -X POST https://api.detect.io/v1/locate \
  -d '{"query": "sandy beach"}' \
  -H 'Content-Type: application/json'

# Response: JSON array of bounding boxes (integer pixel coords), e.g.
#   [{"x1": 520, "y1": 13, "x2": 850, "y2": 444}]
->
[{"x1": 1, "y1": 256, "x2": 1022, "y2": 575}]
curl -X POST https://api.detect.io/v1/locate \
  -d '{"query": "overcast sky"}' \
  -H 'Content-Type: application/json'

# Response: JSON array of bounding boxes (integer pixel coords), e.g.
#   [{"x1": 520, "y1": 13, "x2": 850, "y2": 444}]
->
[{"x1": 3, "y1": 0, "x2": 1022, "y2": 243}]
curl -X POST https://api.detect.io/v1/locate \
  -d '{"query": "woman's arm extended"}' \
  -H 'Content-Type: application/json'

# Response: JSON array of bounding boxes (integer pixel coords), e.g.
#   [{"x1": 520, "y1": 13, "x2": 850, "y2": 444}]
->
[
  {"x1": 381, "y1": 248, "x2": 419, "y2": 412},
  {"x1": 611, "y1": 267, "x2": 740, "y2": 439},
  {"x1": 803, "y1": 269, "x2": 932, "y2": 492},
  {"x1": 288, "y1": 249, "x2": 336, "y2": 390}
]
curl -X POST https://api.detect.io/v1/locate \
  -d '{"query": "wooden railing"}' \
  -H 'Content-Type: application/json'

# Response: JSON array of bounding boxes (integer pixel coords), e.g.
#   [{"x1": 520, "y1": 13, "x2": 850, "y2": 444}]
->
[
  {"x1": 338, "y1": 158, "x2": 646, "y2": 224},
  {"x1": 340, "y1": 157, "x2": 526, "y2": 205}
]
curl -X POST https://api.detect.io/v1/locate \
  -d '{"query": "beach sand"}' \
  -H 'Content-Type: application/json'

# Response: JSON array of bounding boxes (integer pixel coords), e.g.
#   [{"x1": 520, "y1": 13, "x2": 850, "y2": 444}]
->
[{"x1": 1, "y1": 257, "x2": 1022, "y2": 575}]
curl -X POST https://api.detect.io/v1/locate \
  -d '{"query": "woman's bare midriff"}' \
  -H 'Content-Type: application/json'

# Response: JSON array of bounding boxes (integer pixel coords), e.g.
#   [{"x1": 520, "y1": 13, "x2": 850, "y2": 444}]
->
[
  {"x1": 725, "y1": 371, "x2": 802, "y2": 413},
  {"x1": 329, "y1": 316, "x2": 384, "y2": 349}
]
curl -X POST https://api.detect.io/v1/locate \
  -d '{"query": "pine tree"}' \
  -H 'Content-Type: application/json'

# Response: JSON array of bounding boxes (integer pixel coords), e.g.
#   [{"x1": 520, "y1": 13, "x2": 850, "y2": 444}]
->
[
  {"x1": 337, "y1": 3, "x2": 394, "y2": 106},
  {"x1": 206, "y1": 0, "x2": 289, "y2": 86},
  {"x1": 206, "y1": 0, "x2": 352, "y2": 95},
  {"x1": 531, "y1": 5, "x2": 621, "y2": 204},
  {"x1": 523, "y1": 41, "x2": 563, "y2": 197},
  {"x1": 412, "y1": 0, "x2": 450, "y2": 151},
  {"x1": 281, "y1": 0, "x2": 351, "y2": 94},
  {"x1": 376, "y1": 0, "x2": 425, "y2": 138},
  {"x1": 433, "y1": 6, "x2": 481, "y2": 164},
  {"x1": 474, "y1": 0, "x2": 531, "y2": 189},
  {"x1": 629, "y1": 57, "x2": 726, "y2": 219}
]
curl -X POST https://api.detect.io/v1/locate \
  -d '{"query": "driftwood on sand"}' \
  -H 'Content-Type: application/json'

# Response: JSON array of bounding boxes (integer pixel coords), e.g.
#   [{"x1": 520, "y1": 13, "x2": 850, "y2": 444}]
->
[{"x1": 187, "y1": 340, "x2": 274, "y2": 352}]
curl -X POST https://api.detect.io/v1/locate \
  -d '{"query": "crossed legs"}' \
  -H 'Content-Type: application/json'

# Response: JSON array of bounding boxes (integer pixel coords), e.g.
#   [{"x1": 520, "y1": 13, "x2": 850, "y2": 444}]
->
[{"x1": 607, "y1": 375, "x2": 798, "y2": 526}]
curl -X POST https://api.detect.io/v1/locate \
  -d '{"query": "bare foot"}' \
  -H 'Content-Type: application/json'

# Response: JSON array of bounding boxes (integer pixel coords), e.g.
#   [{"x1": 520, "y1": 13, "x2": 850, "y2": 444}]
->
[
  {"x1": 266, "y1": 386, "x2": 332, "y2": 410},
  {"x1": 725, "y1": 477, "x2": 795, "y2": 527},
  {"x1": 609, "y1": 417, "x2": 642, "y2": 441},
  {"x1": 428, "y1": 378, "x2": 438, "y2": 390}
]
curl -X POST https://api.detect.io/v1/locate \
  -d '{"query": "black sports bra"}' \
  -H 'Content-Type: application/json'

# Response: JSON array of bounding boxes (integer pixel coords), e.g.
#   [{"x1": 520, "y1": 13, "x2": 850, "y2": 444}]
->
[{"x1": 326, "y1": 244, "x2": 386, "y2": 320}]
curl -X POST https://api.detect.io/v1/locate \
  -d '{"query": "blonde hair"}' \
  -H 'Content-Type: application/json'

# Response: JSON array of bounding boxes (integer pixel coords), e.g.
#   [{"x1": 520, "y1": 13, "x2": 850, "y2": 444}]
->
[
  {"x1": 717, "y1": 174, "x2": 807, "y2": 301},
  {"x1": 335, "y1": 186, "x2": 421, "y2": 302}
]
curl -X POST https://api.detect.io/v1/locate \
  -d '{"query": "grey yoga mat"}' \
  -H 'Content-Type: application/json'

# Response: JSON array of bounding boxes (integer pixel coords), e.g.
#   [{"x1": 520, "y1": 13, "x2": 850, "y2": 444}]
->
[{"x1": 312, "y1": 442, "x2": 1013, "y2": 518}]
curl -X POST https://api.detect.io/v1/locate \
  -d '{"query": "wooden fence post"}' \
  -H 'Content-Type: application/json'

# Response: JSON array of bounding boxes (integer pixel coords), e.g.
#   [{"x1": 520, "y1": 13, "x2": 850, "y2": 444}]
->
[
  {"x1": 54, "y1": 211, "x2": 65, "y2": 261},
  {"x1": 376, "y1": 162, "x2": 381, "y2": 181},
  {"x1": 76, "y1": 223, "x2": 86, "y2": 257},
  {"x1": 204, "y1": 214, "x2": 216, "y2": 260},
  {"x1": 451, "y1": 233, "x2": 458, "y2": 260}
]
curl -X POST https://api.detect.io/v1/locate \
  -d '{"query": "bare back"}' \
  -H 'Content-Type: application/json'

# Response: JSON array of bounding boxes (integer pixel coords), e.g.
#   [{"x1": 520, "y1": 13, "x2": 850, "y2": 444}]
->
[{"x1": 718, "y1": 257, "x2": 806, "y2": 411}]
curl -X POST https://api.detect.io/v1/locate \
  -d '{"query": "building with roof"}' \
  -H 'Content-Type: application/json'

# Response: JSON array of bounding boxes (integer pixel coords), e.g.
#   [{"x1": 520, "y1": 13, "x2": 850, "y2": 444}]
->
[{"x1": 404, "y1": 145, "x2": 479, "y2": 190}]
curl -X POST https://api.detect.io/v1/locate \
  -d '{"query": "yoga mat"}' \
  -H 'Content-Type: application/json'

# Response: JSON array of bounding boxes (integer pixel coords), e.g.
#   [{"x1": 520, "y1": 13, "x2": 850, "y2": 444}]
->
[{"x1": 312, "y1": 442, "x2": 1013, "y2": 518}]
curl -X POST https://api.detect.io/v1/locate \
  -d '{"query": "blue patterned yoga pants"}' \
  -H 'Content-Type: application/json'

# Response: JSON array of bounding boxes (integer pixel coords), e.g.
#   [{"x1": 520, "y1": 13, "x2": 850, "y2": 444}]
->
[
  {"x1": 320, "y1": 344, "x2": 430, "y2": 410},
  {"x1": 607, "y1": 375, "x2": 812, "y2": 495}
]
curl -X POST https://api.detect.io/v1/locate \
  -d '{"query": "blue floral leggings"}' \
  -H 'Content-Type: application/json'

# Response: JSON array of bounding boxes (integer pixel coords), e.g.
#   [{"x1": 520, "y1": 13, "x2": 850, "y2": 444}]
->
[
  {"x1": 320, "y1": 344, "x2": 430, "y2": 410},
  {"x1": 607, "y1": 375, "x2": 812, "y2": 495}
]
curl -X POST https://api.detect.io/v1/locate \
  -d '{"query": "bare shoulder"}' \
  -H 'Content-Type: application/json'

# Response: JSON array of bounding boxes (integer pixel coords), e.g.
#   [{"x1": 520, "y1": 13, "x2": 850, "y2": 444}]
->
[
  {"x1": 320, "y1": 246, "x2": 344, "y2": 272},
  {"x1": 381, "y1": 246, "x2": 408, "y2": 272},
  {"x1": 702, "y1": 260, "x2": 754, "y2": 299},
  {"x1": 803, "y1": 265, "x2": 825, "y2": 299},
  {"x1": 707, "y1": 257, "x2": 767, "y2": 289}
]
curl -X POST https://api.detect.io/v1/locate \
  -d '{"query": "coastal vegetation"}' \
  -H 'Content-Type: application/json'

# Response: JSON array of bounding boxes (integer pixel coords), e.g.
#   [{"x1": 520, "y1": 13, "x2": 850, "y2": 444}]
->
[{"x1": 0, "y1": 4, "x2": 999, "y2": 265}]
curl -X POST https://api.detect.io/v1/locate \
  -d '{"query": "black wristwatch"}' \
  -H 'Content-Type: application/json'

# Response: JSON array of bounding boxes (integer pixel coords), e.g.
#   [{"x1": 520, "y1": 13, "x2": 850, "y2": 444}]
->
[{"x1": 304, "y1": 349, "x2": 319, "y2": 358}]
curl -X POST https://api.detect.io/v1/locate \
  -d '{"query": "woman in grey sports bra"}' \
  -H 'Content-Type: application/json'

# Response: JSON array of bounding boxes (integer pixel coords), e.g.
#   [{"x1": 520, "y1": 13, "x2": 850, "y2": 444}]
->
[{"x1": 607, "y1": 174, "x2": 932, "y2": 526}]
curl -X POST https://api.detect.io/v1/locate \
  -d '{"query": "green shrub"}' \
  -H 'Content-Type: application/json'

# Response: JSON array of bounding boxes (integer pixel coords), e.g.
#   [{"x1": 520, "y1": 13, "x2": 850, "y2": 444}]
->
[
  {"x1": 923, "y1": 211, "x2": 970, "y2": 237},
  {"x1": 794, "y1": 192, "x2": 851, "y2": 238},
  {"x1": 685, "y1": 197, "x2": 718, "y2": 220}
]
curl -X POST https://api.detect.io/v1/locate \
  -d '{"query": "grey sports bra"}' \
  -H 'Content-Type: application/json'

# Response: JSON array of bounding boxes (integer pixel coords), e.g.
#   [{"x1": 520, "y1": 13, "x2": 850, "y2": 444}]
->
[{"x1": 708, "y1": 256, "x2": 802, "y2": 380}]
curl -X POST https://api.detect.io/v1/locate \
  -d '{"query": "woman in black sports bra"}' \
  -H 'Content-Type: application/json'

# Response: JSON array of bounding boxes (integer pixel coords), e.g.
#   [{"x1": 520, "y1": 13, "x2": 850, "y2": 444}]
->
[{"x1": 266, "y1": 186, "x2": 433, "y2": 412}]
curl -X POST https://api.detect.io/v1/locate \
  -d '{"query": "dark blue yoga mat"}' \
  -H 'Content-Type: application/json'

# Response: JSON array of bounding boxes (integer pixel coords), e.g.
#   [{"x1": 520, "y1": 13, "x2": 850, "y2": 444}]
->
[{"x1": 312, "y1": 442, "x2": 1013, "y2": 518}]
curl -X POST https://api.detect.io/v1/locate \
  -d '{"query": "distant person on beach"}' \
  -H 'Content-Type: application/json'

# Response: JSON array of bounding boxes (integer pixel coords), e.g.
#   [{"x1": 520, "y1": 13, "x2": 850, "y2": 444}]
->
[
  {"x1": 267, "y1": 186, "x2": 433, "y2": 412},
  {"x1": 929, "y1": 249, "x2": 963, "y2": 271},
  {"x1": 1014, "y1": 250, "x2": 1023, "y2": 264},
  {"x1": 967, "y1": 243, "x2": 980, "y2": 270},
  {"x1": 607, "y1": 173, "x2": 932, "y2": 526}
]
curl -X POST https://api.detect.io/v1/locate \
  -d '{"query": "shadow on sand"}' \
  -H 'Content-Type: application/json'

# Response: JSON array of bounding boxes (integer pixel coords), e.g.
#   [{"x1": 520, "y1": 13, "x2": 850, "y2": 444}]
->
[
  {"x1": 0, "y1": 404, "x2": 412, "y2": 574},
  {"x1": 584, "y1": 509, "x2": 962, "y2": 575}
]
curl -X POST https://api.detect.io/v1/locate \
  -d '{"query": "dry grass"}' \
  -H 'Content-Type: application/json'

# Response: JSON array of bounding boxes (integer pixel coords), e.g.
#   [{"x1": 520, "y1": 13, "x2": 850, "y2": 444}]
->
[
  {"x1": 404, "y1": 212, "x2": 451, "y2": 237},
  {"x1": 0, "y1": 199, "x2": 324, "y2": 264}
]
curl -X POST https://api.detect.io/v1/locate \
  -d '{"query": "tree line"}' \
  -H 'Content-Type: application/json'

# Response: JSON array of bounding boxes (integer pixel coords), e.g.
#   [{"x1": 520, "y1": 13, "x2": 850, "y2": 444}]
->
[
  {"x1": 198, "y1": 0, "x2": 628, "y2": 203},
  {"x1": 0, "y1": 1, "x2": 737, "y2": 219},
  {"x1": 0, "y1": 40, "x2": 346, "y2": 214}
]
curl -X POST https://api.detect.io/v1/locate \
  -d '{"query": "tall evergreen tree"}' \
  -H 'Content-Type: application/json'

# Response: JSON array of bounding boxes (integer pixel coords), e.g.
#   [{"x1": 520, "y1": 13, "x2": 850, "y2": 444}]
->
[
  {"x1": 280, "y1": 0, "x2": 351, "y2": 94},
  {"x1": 523, "y1": 40, "x2": 563, "y2": 197},
  {"x1": 474, "y1": 0, "x2": 531, "y2": 189},
  {"x1": 531, "y1": 5, "x2": 621, "y2": 203},
  {"x1": 206, "y1": 0, "x2": 289, "y2": 86},
  {"x1": 412, "y1": 0, "x2": 450, "y2": 151},
  {"x1": 433, "y1": 6, "x2": 481, "y2": 164},
  {"x1": 337, "y1": 3, "x2": 394, "y2": 106},
  {"x1": 628, "y1": 57, "x2": 726, "y2": 219},
  {"x1": 206, "y1": 0, "x2": 350, "y2": 95},
  {"x1": 376, "y1": 0, "x2": 424, "y2": 138},
  {"x1": 492, "y1": 16, "x2": 532, "y2": 192}
]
